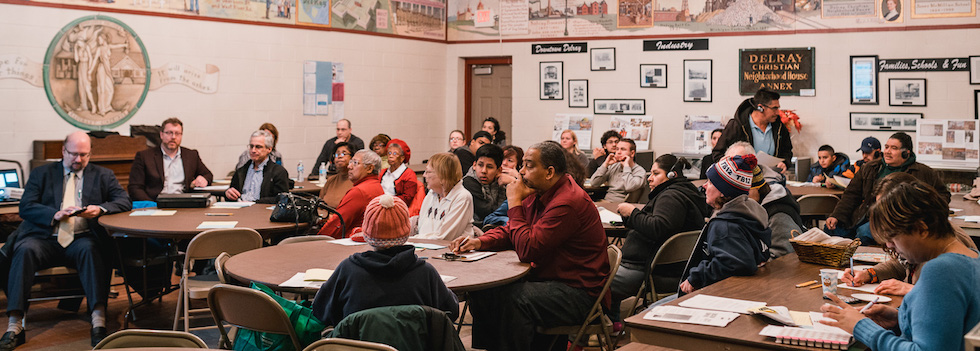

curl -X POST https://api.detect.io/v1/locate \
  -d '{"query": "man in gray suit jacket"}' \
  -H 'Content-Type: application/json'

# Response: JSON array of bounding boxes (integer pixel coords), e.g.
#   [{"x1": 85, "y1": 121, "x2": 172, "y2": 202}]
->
[{"x1": 1, "y1": 131, "x2": 131, "y2": 350}]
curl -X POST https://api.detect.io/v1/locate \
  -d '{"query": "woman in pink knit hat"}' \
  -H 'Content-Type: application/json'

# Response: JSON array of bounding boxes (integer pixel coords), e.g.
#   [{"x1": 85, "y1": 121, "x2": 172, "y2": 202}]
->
[{"x1": 311, "y1": 194, "x2": 459, "y2": 327}]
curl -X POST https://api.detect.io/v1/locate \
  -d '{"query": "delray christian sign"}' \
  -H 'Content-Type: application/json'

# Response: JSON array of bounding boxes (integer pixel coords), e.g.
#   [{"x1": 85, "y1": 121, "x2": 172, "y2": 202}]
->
[
  {"x1": 739, "y1": 47, "x2": 815, "y2": 96},
  {"x1": 531, "y1": 42, "x2": 588, "y2": 54}
]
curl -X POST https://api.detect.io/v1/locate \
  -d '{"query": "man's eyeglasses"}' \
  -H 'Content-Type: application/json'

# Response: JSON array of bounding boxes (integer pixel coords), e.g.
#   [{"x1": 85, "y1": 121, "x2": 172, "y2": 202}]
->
[
  {"x1": 162, "y1": 131, "x2": 182, "y2": 137},
  {"x1": 762, "y1": 104, "x2": 780, "y2": 111},
  {"x1": 449, "y1": 137, "x2": 464, "y2": 142},
  {"x1": 247, "y1": 144, "x2": 267, "y2": 150},
  {"x1": 65, "y1": 151, "x2": 90, "y2": 159}
]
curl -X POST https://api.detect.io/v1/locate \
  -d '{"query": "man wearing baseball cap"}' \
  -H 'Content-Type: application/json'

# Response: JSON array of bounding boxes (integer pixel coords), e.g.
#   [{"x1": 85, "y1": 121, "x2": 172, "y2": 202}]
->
[{"x1": 842, "y1": 136, "x2": 882, "y2": 179}]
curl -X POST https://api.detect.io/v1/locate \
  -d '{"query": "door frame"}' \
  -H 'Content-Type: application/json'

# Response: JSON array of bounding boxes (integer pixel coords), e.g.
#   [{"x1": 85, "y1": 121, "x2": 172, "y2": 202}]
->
[{"x1": 463, "y1": 56, "x2": 512, "y2": 140}]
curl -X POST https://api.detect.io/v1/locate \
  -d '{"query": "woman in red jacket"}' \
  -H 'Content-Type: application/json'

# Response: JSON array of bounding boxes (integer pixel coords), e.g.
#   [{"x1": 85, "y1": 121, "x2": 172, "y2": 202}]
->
[{"x1": 380, "y1": 139, "x2": 419, "y2": 208}]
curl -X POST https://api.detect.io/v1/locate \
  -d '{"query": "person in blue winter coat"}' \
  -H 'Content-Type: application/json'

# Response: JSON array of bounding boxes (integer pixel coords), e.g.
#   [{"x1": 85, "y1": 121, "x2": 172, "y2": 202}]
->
[
  {"x1": 807, "y1": 144, "x2": 850, "y2": 186},
  {"x1": 311, "y1": 195, "x2": 459, "y2": 326},
  {"x1": 679, "y1": 154, "x2": 772, "y2": 294}
]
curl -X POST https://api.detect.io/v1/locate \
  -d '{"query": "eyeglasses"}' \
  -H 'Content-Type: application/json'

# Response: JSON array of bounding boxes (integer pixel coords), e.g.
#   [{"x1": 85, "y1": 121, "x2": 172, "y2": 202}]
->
[
  {"x1": 247, "y1": 144, "x2": 266, "y2": 150},
  {"x1": 387, "y1": 151, "x2": 402, "y2": 157},
  {"x1": 349, "y1": 159, "x2": 361, "y2": 167},
  {"x1": 333, "y1": 152, "x2": 351, "y2": 158},
  {"x1": 65, "y1": 151, "x2": 90, "y2": 159},
  {"x1": 762, "y1": 104, "x2": 780, "y2": 111},
  {"x1": 449, "y1": 137, "x2": 464, "y2": 141},
  {"x1": 162, "y1": 131, "x2": 182, "y2": 137}
]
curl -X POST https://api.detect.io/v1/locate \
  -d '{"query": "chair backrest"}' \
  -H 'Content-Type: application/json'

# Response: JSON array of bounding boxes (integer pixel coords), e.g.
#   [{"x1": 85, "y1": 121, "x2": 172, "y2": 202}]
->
[
  {"x1": 303, "y1": 338, "x2": 398, "y2": 351},
  {"x1": 650, "y1": 230, "x2": 701, "y2": 268},
  {"x1": 278, "y1": 235, "x2": 334, "y2": 245},
  {"x1": 603, "y1": 245, "x2": 623, "y2": 299},
  {"x1": 184, "y1": 228, "x2": 263, "y2": 268},
  {"x1": 209, "y1": 284, "x2": 302, "y2": 350},
  {"x1": 624, "y1": 185, "x2": 649, "y2": 204},
  {"x1": 215, "y1": 252, "x2": 231, "y2": 284},
  {"x1": 796, "y1": 194, "x2": 840, "y2": 217},
  {"x1": 93, "y1": 329, "x2": 208, "y2": 349}
]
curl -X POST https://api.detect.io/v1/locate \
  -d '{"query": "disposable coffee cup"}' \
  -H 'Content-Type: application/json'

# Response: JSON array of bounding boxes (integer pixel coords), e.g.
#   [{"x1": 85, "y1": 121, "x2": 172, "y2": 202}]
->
[{"x1": 819, "y1": 269, "x2": 838, "y2": 295}]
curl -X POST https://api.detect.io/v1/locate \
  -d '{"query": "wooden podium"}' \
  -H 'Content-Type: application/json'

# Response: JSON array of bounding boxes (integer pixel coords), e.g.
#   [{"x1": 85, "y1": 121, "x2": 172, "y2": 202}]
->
[{"x1": 32, "y1": 134, "x2": 148, "y2": 189}]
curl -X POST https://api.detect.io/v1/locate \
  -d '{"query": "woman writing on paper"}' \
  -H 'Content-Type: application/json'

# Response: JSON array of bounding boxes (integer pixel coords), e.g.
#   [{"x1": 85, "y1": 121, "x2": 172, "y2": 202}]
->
[
  {"x1": 840, "y1": 172, "x2": 976, "y2": 296},
  {"x1": 821, "y1": 179, "x2": 980, "y2": 351}
]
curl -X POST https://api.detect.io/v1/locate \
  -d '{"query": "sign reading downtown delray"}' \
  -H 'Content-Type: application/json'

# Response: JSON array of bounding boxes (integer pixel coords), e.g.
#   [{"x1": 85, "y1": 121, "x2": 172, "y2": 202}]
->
[
  {"x1": 739, "y1": 47, "x2": 815, "y2": 96},
  {"x1": 643, "y1": 39, "x2": 709, "y2": 51},
  {"x1": 531, "y1": 42, "x2": 588, "y2": 55}
]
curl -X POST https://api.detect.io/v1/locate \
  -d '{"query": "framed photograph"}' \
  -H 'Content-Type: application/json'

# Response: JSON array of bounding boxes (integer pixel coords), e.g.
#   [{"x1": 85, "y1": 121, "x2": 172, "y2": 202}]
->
[
  {"x1": 850, "y1": 55, "x2": 878, "y2": 105},
  {"x1": 971, "y1": 56, "x2": 980, "y2": 85},
  {"x1": 683, "y1": 59, "x2": 712, "y2": 102},
  {"x1": 850, "y1": 112, "x2": 922, "y2": 131},
  {"x1": 593, "y1": 99, "x2": 646, "y2": 115},
  {"x1": 539, "y1": 61, "x2": 563, "y2": 100},
  {"x1": 889, "y1": 78, "x2": 927, "y2": 106},
  {"x1": 639, "y1": 64, "x2": 667, "y2": 88},
  {"x1": 975, "y1": 90, "x2": 980, "y2": 119},
  {"x1": 568, "y1": 80, "x2": 588, "y2": 108},
  {"x1": 591, "y1": 48, "x2": 616, "y2": 71}
]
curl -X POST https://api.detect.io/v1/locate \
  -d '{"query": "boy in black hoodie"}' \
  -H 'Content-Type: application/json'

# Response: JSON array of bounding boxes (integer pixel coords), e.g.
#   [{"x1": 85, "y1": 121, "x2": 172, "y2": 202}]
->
[{"x1": 312, "y1": 195, "x2": 459, "y2": 326}]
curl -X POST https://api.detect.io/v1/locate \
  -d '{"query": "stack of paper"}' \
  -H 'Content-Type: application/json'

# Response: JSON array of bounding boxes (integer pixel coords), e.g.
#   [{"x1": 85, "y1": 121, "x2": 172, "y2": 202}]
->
[
  {"x1": 643, "y1": 305, "x2": 739, "y2": 327},
  {"x1": 328, "y1": 238, "x2": 367, "y2": 246},
  {"x1": 211, "y1": 202, "x2": 254, "y2": 209},
  {"x1": 280, "y1": 269, "x2": 335, "y2": 289},
  {"x1": 678, "y1": 294, "x2": 767, "y2": 314},
  {"x1": 791, "y1": 228, "x2": 854, "y2": 246},
  {"x1": 197, "y1": 221, "x2": 238, "y2": 229},
  {"x1": 129, "y1": 210, "x2": 177, "y2": 216},
  {"x1": 597, "y1": 207, "x2": 623, "y2": 224}
]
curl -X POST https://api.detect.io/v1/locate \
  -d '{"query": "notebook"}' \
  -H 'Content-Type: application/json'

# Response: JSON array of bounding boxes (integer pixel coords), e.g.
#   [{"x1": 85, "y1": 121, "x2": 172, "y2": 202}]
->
[{"x1": 760, "y1": 325, "x2": 854, "y2": 350}]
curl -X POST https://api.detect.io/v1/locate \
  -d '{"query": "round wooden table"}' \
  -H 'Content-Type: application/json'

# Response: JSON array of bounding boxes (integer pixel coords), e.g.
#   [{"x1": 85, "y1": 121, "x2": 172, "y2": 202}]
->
[
  {"x1": 99, "y1": 205, "x2": 308, "y2": 240},
  {"x1": 224, "y1": 240, "x2": 532, "y2": 294}
]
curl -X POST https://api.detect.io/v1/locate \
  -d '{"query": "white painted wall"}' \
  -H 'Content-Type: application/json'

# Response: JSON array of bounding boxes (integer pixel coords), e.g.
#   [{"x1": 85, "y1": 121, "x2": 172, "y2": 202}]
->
[
  {"x1": 0, "y1": 4, "x2": 449, "y2": 179},
  {"x1": 446, "y1": 29, "x2": 980, "y2": 167}
]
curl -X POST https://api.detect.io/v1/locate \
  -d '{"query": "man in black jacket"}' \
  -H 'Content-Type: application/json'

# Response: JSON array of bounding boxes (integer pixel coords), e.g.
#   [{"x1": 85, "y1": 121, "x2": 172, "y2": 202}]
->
[
  {"x1": 311, "y1": 119, "x2": 364, "y2": 178},
  {"x1": 463, "y1": 144, "x2": 509, "y2": 226},
  {"x1": 226, "y1": 130, "x2": 290, "y2": 204},
  {"x1": 710, "y1": 88, "x2": 792, "y2": 172},
  {"x1": 2, "y1": 132, "x2": 132, "y2": 349}
]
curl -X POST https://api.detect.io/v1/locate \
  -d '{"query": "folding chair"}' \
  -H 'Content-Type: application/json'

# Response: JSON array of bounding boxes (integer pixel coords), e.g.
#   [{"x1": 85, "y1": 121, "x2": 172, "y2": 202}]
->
[
  {"x1": 278, "y1": 235, "x2": 334, "y2": 245},
  {"x1": 173, "y1": 228, "x2": 263, "y2": 332},
  {"x1": 93, "y1": 329, "x2": 207, "y2": 349},
  {"x1": 537, "y1": 245, "x2": 622, "y2": 351},
  {"x1": 627, "y1": 230, "x2": 701, "y2": 318},
  {"x1": 209, "y1": 283, "x2": 303, "y2": 350},
  {"x1": 797, "y1": 194, "x2": 840, "y2": 229},
  {"x1": 303, "y1": 338, "x2": 398, "y2": 351}
]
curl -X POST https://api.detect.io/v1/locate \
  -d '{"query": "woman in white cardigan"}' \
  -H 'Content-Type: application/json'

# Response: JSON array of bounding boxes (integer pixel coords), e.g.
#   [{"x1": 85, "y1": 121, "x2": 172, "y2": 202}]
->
[{"x1": 412, "y1": 152, "x2": 476, "y2": 240}]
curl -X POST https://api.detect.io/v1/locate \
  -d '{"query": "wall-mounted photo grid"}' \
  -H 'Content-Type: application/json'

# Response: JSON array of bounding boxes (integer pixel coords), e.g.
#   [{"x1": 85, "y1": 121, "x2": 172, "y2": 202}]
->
[{"x1": 916, "y1": 119, "x2": 979, "y2": 170}]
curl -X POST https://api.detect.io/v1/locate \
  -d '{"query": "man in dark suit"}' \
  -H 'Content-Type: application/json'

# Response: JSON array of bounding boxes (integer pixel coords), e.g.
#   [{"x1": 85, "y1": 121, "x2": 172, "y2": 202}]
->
[
  {"x1": 128, "y1": 118, "x2": 214, "y2": 201},
  {"x1": 2, "y1": 132, "x2": 131, "y2": 350},
  {"x1": 225, "y1": 130, "x2": 290, "y2": 204}
]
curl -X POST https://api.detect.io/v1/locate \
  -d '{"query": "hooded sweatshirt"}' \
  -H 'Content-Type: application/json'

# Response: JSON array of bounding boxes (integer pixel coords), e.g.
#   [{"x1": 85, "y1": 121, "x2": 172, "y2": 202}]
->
[
  {"x1": 311, "y1": 245, "x2": 459, "y2": 326},
  {"x1": 620, "y1": 177, "x2": 710, "y2": 273},
  {"x1": 807, "y1": 152, "x2": 850, "y2": 182},
  {"x1": 681, "y1": 195, "x2": 772, "y2": 292}
]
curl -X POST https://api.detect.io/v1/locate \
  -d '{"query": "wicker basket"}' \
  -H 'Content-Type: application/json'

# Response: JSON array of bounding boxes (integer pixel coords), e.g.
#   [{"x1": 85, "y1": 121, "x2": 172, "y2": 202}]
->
[{"x1": 789, "y1": 231, "x2": 862, "y2": 267}]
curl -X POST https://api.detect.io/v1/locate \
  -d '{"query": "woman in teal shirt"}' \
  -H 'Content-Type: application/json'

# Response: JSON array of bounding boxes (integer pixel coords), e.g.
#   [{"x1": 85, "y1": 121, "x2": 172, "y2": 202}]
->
[{"x1": 821, "y1": 180, "x2": 980, "y2": 351}]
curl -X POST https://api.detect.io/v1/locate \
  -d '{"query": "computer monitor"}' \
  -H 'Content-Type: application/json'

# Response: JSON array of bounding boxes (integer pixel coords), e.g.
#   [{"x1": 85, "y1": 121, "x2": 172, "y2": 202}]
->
[{"x1": 0, "y1": 169, "x2": 20, "y2": 188}]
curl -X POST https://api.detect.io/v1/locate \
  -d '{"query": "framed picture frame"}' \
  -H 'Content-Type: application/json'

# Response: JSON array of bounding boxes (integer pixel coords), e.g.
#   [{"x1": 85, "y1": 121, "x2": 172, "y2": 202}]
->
[
  {"x1": 593, "y1": 99, "x2": 646, "y2": 115},
  {"x1": 568, "y1": 80, "x2": 588, "y2": 108},
  {"x1": 975, "y1": 90, "x2": 980, "y2": 119},
  {"x1": 888, "y1": 78, "x2": 927, "y2": 106},
  {"x1": 971, "y1": 56, "x2": 980, "y2": 85},
  {"x1": 639, "y1": 64, "x2": 667, "y2": 88},
  {"x1": 683, "y1": 59, "x2": 712, "y2": 102},
  {"x1": 850, "y1": 55, "x2": 879, "y2": 105},
  {"x1": 849, "y1": 112, "x2": 922, "y2": 131},
  {"x1": 591, "y1": 48, "x2": 616, "y2": 71},
  {"x1": 539, "y1": 61, "x2": 563, "y2": 100}
]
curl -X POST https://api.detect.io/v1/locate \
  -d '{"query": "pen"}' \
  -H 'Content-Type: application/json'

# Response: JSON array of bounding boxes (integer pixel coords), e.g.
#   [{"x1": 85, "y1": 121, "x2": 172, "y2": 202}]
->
[
  {"x1": 795, "y1": 280, "x2": 818, "y2": 288},
  {"x1": 849, "y1": 258, "x2": 855, "y2": 286},
  {"x1": 859, "y1": 297, "x2": 880, "y2": 314},
  {"x1": 206, "y1": 213, "x2": 233, "y2": 216}
]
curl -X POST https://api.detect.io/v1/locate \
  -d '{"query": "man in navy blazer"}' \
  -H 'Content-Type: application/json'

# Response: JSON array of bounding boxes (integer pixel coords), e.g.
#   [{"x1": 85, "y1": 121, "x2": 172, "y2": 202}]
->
[
  {"x1": 128, "y1": 118, "x2": 213, "y2": 201},
  {"x1": 2, "y1": 132, "x2": 131, "y2": 350}
]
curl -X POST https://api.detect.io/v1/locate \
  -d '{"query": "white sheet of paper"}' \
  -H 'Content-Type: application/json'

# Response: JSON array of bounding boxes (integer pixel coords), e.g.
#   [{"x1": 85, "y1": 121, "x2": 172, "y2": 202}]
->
[
  {"x1": 280, "y1": 272, "x2": 327, "y2": 289},
  {"x1": 328, "y1": 238, "x2": 367, "y2": 246},
  {"x1": 678, "y1": 294, "x2": 767, "y2": 314},
  {"x1": 460, "y1": 252, "x2": 495, "y2": 261},
  {"x1": 194, "y1": 185, "x2": 229, "y2": 191},
  {"x1": 304, "y1": 268, "x2": 335, "y2": 281},
  {"x1": 407, "y1": 242, "x2": 448, "y2": 250},
  {"x1": 130, "y1": 210, "x2": 162, "y2": 216},
  {"x1": 211, "y1": 202, "x2": 254, "y2": 209},
  {"x1": 809, "y1": 311, "x2": 852, "y2": 335},
  {"x1": 440, "y1": 275, "x2": 457, "y2": 283},
  {"x1": 832, "y1": 175, "x2": 852, "y2": 188},
  {"x1": 597, "y1": 207, "x2": 623, "y2": 224},
  {"x1": 643, "y1": 305, "x2": 740, "y2": 327},
  {"x1": 197, "y1": 221, "x2": 238, "y2": 229},
  {"x1": 755, "y1": 151, "x2": 785, "y2": 168},
  {"x1": 150, "y1": 210, "x2": 176, "y2": 216}
]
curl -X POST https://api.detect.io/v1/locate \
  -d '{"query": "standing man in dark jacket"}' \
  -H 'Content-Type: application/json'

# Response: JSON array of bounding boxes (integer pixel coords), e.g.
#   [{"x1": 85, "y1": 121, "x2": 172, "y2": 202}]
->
[
  {"x1": 3, "y1": 131, "x2": 132, "y2": 349},
  {"x1": 711, "y1": 88, "x2": 793, "y2": 172},
  {"x1": 825, "y1": 132, "x2": 949, "y2": 244},
  {"x1": 311, "y1": 119, "x2": 364, "y2": 178},
  {"x1": 128, "y1": 118, "x2": 213, "y2": 201}
]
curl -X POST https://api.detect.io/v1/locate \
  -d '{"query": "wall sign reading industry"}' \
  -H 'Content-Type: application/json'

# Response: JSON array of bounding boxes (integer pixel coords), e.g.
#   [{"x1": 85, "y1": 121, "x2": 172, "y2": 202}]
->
[
  {"x1": 531, "y1": 43, "x2": 588, "y2": 55},
  {"x1": 739, "y1": 47, "x2": 815, "y2": 96}
]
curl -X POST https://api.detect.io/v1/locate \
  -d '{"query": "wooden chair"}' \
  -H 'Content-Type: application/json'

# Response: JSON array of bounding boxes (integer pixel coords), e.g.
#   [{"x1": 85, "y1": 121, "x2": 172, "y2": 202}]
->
[
  {"x1": 209, "y1": 283, "x2": 303, "y2": 350},
  {"x1": 303, "y1": 338, "x2": 398, "y2": 351},
  {"x1": 627, "y1": 230, "x2": 701, "y2": 317},
  {"x1": 537, "y1": 245, "x2": 622, "y2": 351},
  {"x1": 278, "y1": 235, "x2": 334, "y2": 245},
  {"x1": 93, "y1": 329, "x2": 207, "y2": 349},
  {"x1": 797, "y1": 194, "x2": 840, "y2": 229},
  {"x1": 173, "y1": 228, "x2": 263, "y2": 332}
]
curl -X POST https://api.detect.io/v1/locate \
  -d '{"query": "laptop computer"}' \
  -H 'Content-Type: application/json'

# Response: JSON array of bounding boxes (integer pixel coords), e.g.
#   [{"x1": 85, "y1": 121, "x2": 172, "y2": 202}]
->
[{"x1": 0, "y1": 169, "x2": 19, "y2": 188}]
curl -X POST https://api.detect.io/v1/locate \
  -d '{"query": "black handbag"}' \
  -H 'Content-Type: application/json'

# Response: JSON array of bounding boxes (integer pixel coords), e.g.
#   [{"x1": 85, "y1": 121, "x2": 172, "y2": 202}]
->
[{"x1": 270, "y1": 192, "x2": 319, "y2": 224}]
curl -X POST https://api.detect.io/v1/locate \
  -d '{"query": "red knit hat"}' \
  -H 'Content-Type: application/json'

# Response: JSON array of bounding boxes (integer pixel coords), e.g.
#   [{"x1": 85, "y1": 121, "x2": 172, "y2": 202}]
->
[
  {"x1": 362, "y1": 194, "x2": 411, "y2": 248},
  {"x1": 386, "y1": 139, "x2": 411, "y2": 164}
]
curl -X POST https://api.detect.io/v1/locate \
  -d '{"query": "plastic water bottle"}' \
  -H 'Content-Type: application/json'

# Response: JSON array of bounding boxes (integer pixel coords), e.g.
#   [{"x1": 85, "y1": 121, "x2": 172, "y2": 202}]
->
[
  {"x1": 296, "y1": 161, "x2": 304, "y2": 181},
  {"x1": 318, "y1": 162, "x2": 327, "y2": 181}
]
